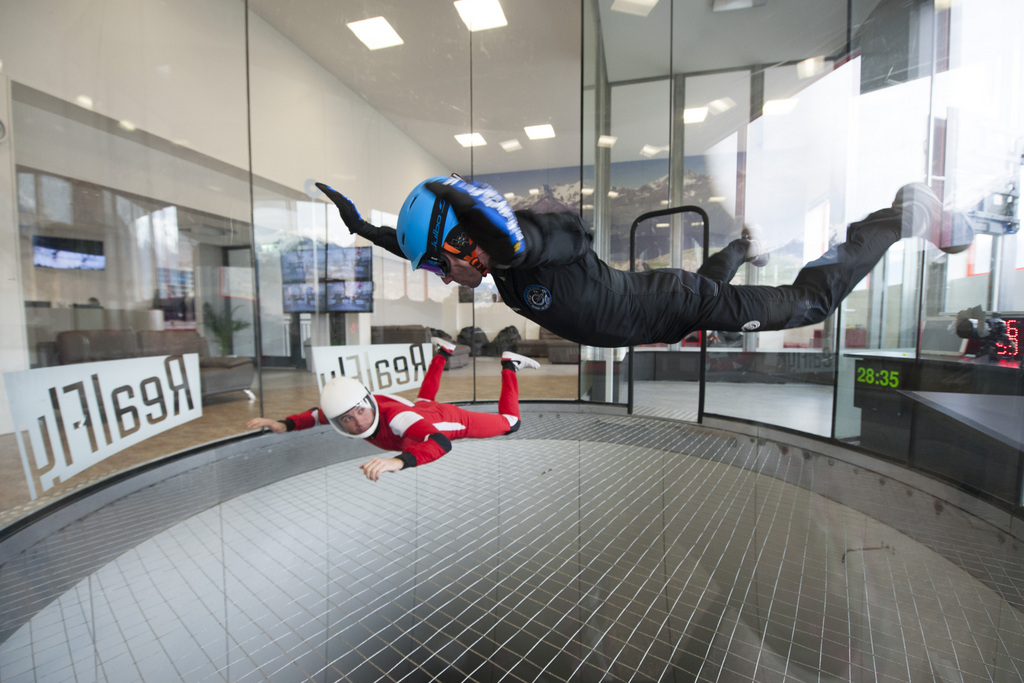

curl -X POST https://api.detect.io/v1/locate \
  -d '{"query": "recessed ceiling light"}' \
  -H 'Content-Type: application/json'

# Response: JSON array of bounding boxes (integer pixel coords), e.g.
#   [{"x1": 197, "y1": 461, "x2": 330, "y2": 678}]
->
[
  {"x1": 118, "y1": 120, "x2": 137, "y2": 132},
  {"x1": 454, "y1": 0, "x2": 508, "y2": 31},
  {"x1": 797, "y1": 56, "x2": 825, "y2": 79},
  {"x1": 640, "y1": 144, "x2": 669, "y2": 157},
  {"x1": 610, "y1": 0, "x2": 659, "y2": 17},
  {"x1": 763, "y1": 98, "x2": 798, "y2": 116},
  {"x1": 500, "y1": 139, "x2": 522, "y2": 152},
  {"x1": 524, "y1": 124, "x2": 555, "y2": 140},
  {"x1": 712, "y1": 0, "x2": 766, "y2": 11},
  {"x1": 708, "y1": 97, "x2": 736, "y2": 114},
  {"x1": 581, "y1": 188, "x2": 594, "y2": 196},
  {"x1": 598, "y1": 135, "x2": 618, "y2": 148},
  {"x1": 455, "y1": 132, "x2": 487, "y2": 147},
  {"x1": 683, "y1": 107, "x2": 708, "y2": 123},
  {"x1": 76, "y1": 95, "x2": 94, "y2": 109},
  {"x1": 529, "y1": 188, "x2": 540, "y2": 196},
  {"x1": 608, "y1": 190, "x2": 620, "y2": 198},
  {"x1": 347, "y1": 17, "x2": 404, "y2": 50}
]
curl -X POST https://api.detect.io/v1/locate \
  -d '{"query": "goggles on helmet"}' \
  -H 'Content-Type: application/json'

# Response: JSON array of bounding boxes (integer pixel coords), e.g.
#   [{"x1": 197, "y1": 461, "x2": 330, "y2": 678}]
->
[{"x1": 418, "y1": 255, "x2": 450, "y2": 278}]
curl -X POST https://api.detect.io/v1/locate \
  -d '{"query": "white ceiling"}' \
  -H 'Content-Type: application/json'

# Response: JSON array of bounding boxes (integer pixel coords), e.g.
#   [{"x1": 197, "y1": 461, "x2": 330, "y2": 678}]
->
[{"x1": 249, "y1": 0, "x2": 880, "y2": 175}]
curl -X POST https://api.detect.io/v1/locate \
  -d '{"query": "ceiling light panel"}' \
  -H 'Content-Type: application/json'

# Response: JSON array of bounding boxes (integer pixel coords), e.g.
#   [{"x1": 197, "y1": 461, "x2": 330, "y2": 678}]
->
[
  {"x1": 524, "y1": 124, "x2": 555, "y2": 140},
  {"x1": 347, "y1": 16, "x2": 404, "y2": 50},
  {"x1": 683, "y1": 107, "x2": 708, "y2": 123},
  {"x1": 610, "y1": 0, "x2": 659, "y2": 17},
  {"x1": 712, "y1": 0, "x2": 766, "y2": 11},
  {"x1": 454, "y1": 0, "x2": 508, "y2": 31},
  {"x1": 455, "y1": 132, "x2": 487, "y2": 147}
]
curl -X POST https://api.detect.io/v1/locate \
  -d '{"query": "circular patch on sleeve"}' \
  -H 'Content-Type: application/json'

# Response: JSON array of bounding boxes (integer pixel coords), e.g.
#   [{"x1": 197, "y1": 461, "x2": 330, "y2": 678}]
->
[
  {"x1": 741, "y1": 320, "x2": 761, "y2": 331},
  {"x1": 524, "y1": 284, "x2": 552, "y2": 312}
]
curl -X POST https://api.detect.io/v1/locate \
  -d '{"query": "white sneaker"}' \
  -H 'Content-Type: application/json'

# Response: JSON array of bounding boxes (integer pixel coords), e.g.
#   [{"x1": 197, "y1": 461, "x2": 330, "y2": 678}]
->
[
  {"x1": 741, "y1": 224, "x2": 770, "y2": 267},
  {"x1": 431, "y1": 336, "x2": 456, "y2": 355},
  {"x1": 892, "y1": 183, "x2": 974, "y2": 254},
  {"x1": 501, "y1": 351, "x2": 540, "y2": 371}
]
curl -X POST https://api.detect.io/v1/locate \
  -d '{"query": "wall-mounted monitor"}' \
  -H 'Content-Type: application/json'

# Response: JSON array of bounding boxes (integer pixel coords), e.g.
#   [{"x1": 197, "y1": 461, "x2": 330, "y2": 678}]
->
[
  {"x1": 327, "y1": 246, "x2": 373, "y2": 281},
  {"x1": 327, "y1": 280, "x2": 374, "y2": 313},
  {"x1": 32, "y1": 236, "x2": 105, "y2": 270},
  {"x1": 281, "y1": 243, "x2": 374, "y2": 315},
  {"x1": 280, "y1": 246, "x2": 326, "y2": 283},
  {"x1": 282, "y1": 282, "x2": 326, "y2": 313}
]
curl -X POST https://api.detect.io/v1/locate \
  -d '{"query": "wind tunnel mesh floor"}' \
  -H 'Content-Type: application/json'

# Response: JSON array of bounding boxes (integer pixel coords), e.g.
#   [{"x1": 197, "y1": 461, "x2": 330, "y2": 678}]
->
[{"x1": 1, "y1": 411, "x2": 1023, "y2": 682}]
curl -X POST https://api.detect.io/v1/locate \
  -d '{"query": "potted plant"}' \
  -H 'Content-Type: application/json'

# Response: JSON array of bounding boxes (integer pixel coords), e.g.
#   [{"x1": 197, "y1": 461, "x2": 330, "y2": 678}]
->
[{"x1": 203, "y1": 302, "x2": 251, "y2": 356}]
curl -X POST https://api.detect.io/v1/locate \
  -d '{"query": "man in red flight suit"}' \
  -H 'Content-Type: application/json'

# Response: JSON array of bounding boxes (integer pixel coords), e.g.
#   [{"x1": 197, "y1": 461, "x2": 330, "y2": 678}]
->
[{"x1": 246, "y1": 339, "x2": 539, "y2": 481}]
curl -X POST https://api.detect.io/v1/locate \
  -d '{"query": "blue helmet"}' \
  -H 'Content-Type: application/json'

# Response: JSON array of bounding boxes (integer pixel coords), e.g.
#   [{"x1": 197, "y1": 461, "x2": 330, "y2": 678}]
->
[{"x1": 396, "y1": 177, "x2": 459, "y2": 274}]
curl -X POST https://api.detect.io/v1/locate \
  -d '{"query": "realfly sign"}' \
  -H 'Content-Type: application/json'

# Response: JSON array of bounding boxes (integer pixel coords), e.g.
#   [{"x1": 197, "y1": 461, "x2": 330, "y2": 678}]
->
[
  {"x1": 310, "y1": 343, "x2": 431, "y2": 393},
  {"x1": 4, "y1": 354, "x2": 202, "y2": 499}
]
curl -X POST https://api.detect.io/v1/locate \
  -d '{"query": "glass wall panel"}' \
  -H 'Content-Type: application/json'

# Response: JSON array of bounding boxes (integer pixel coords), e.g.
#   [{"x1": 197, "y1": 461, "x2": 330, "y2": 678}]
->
[
  {"x1": 0, "y1": 1, "x2": 255, "y2": 524},
  {"x1": 1, "y1": 0, "x2": 1021, "y2": 531},
  {"x1": 468, "y1": 2, "x2": 583, "y2": 404},
  {"x1": 0, "y1": 1, "x2": 584, "y2": 528},
  {"x1": 833, "y1": 0, "x2": 1024, "y2": 506},
  {"x1": 581, "y1": 51, "x2": 673, "y2": 407}
]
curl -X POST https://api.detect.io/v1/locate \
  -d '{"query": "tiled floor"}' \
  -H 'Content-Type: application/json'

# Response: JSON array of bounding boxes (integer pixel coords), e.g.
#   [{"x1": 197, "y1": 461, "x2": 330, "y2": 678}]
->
[{"x1": 1, "y1": 411, "x2": 1023, "y2": 682}]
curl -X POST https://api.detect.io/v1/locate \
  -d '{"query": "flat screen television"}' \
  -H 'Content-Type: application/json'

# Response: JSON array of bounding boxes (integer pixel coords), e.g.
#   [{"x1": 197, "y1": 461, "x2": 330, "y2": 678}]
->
[
  {"x1": 326, "y1": 246, "x2": 373, "y2": 281},
  {"x1": 32, "y1": 236, "x2": 105, "y2": 270},
  {"x1": 282, "y1": 282, "x2": 326, "y2": 313},
  {"x1": 326, "y1": 280, "x2": 374, "y2": 313},
  {"x1": 280, "y1": 246, "x2": 326, "y2": 283}
]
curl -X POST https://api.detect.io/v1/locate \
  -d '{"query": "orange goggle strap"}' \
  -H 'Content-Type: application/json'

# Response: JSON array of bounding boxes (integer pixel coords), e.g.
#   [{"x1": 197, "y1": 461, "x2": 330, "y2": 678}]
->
[{"x1": 442, "y1": 227, "x2": 489, "y2": 277}]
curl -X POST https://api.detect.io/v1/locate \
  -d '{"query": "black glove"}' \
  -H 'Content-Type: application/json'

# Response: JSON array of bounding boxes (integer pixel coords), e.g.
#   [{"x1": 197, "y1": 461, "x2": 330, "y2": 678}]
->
[
  {"x1": 314, "y1": 182, "x2": 404, "y2": 259},
  {"x1": 315, "y1": 182, "x2": 377, "y2": 239},
  {"x1": 425, "y1": 178, "x2": 526, "y2": 267}
]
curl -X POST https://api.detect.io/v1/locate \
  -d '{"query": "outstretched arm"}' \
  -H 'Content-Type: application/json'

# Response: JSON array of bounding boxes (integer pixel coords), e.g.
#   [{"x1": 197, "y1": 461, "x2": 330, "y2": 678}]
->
[
  {"x1": 247, "y1": 407, "x2": 325, "y2": 433},
  {"x1": 246, "y1": 417, "x2": 288, "y2": 433},
  {"x1": 315, "y1": 182, "x2": 405, "y2": 259}
]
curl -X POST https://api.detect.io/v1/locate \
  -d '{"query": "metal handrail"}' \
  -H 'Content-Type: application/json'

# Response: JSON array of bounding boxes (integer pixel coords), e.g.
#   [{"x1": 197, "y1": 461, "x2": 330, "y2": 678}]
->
[{"x1": 627, "y1": 206, "x2": 710, "y2": 417}]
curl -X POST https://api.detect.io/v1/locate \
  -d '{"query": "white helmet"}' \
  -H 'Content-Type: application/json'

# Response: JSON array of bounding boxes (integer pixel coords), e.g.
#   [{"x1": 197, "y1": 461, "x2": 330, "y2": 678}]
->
[{"x1": 320, "y1": 376, "x2": 379, "y2": 438}]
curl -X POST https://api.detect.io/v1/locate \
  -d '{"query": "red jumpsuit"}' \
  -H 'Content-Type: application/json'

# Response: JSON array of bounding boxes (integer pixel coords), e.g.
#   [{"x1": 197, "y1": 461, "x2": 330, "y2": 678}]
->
[{"x1": 280, "y1": 353, "x2": 521, "y2": 470}]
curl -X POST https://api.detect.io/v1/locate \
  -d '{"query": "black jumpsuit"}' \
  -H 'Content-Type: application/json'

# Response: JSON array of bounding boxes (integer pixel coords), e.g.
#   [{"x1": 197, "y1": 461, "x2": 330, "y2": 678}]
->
[{"x1": 356, "y1": 208, "x2": 902, "y2": 348}]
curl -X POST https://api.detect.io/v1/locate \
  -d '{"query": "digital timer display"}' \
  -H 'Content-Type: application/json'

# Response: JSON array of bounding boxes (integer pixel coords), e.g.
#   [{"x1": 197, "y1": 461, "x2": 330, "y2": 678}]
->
[
  {"x1": 993, "y1": 317, "x2": 1021, "y2": 360},
  {"x1": 855, "y1": 366, "x2": 901, "y2": 388}
]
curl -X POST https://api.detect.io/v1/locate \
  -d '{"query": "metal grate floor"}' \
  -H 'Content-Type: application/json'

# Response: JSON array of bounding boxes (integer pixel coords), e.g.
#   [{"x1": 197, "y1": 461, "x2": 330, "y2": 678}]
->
[{"x1": 1, "y1": 412, "x2": 1023, "y2": 681}]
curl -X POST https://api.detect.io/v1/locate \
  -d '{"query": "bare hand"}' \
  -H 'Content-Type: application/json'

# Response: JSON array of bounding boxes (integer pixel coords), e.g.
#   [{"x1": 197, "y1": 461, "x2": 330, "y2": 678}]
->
[
  {"x1": 359, "y1": 457, "x2": 403, "y2": 482},
  {"x1": 246, "y1": 417, "x2": 286, "y2": 434}
]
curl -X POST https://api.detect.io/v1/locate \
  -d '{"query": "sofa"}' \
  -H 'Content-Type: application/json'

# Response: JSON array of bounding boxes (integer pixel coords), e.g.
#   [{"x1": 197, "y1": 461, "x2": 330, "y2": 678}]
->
[
  {"x1": 55, "y1": 329, "x2": 255, "y2": 399},
  {"x1": 516, "y1": 328, "x2": 580, "y2": 364},
  {"x1": 371, "y1": 325, "x2": 470, "y2": 369}
]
